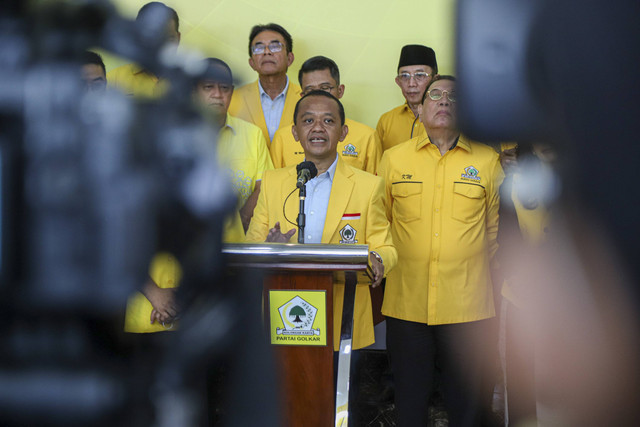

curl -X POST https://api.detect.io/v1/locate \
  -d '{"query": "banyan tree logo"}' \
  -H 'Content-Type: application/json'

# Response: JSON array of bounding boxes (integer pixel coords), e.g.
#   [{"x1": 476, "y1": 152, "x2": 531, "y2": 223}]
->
[
  {"x1": 339, "y1": 224, "x2": 357, "y2": 244},
  {"x1": 342, "y1": 143, "x2": 358, "y2": 157},
  {"x1": 277, "y1": 296, "x2": 320, "y2": 336}
]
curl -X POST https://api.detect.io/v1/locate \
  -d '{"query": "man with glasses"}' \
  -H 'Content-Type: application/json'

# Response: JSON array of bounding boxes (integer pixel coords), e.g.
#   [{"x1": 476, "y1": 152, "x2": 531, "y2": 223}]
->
[
  {"x1": 228, "y1": 23, "x2": 301, "y2": 147},
  {"x1": 270, "y1": 56, "x2": 381, "y2": 173},
  {"x1": 378, "y1": 76, "x2": 504, "y2": 426},
  {"x1": 376, "y1": 44, "x2": 438, "y2": 152}
]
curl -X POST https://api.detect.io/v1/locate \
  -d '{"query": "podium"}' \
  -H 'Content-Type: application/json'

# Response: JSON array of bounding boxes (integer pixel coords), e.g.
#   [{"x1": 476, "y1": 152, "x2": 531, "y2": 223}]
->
[{"x1": 223, "y1": 243, "x2": 370, "y2": 427}]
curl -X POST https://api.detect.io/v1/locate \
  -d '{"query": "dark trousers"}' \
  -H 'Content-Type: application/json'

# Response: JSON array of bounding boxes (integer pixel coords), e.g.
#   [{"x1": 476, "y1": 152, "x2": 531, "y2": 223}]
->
[{"x1": 386, "y1": 317, "x2": 493, "y2": 427}]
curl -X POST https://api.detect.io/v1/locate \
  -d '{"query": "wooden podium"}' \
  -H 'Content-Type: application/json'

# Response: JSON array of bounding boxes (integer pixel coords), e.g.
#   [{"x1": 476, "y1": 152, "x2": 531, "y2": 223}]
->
[{"x1": 223, "y1": 243, "x2": 369, "y2": 427}]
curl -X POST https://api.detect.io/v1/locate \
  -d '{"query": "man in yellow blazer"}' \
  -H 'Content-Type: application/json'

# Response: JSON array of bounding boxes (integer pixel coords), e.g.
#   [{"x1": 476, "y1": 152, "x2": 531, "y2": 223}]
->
[
  {"x1": 246, "y1": 91, "x2": 397, "y2": 351},
  {"x1": 228, "y1": 23, "x2": 301, "y2": 147}
]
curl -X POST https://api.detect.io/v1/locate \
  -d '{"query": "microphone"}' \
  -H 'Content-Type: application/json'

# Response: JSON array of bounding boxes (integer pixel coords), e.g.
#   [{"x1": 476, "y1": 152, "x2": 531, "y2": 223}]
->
[{"x1": 296, "y1": 161, "x2": 318, "y2": 188}]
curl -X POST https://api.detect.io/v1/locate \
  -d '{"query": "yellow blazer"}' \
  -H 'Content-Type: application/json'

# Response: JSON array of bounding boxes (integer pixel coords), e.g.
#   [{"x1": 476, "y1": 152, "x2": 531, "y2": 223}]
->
[
  {"x1": 246, "y1": 157, "x2": 397, "y2": 350},
  {"x1": 228, "y1": 80, "x2": 302, "y2": 147}
]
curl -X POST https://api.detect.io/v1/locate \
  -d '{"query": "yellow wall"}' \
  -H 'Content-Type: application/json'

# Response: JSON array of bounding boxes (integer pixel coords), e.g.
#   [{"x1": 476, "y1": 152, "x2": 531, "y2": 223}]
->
[{"x1": 105, "y1": 0, "x2": 456, "y2": 128}]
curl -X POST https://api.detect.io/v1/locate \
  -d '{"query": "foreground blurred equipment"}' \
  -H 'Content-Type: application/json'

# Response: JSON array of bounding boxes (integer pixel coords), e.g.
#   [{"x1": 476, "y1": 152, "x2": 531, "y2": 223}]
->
[
  {"x1": 457, "y1": 0, "x2": 640, "y2": 425},
  {"x1": 106, "y1": 1, "x2": 181, "y2": 98},
  {"x1": 80, "y1": 50, "x2": 107, "y2": 92},
  {"x1": 0, "y1": 0, "x2": 277, "y2": 426}
]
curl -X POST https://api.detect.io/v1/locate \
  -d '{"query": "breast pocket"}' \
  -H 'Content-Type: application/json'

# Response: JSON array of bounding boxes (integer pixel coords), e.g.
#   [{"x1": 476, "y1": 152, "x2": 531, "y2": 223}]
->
[
  {"x1": 391, "y1": 182, "x2": 423, "y2": 222},
  {"x1": 452, "y1": 182, "x2": 485, "y2": 223}
]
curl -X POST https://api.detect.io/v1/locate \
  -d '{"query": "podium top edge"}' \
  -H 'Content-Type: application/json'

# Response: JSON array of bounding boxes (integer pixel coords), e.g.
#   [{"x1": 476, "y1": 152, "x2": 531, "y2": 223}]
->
[{"x1": 222, "y1": 243, "x2": 370, "y2": 267}]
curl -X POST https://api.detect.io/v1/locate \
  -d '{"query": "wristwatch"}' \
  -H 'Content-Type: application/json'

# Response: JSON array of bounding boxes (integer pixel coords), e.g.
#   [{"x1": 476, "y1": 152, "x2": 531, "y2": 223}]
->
[{"x1": 369, "y1": 251, "x2": 383, "y2": 265}]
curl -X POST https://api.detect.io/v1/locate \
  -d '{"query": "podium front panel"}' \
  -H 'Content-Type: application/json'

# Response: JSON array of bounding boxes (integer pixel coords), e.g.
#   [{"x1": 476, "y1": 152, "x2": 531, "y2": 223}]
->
[
  {"x1": 222, "y1": 243, "x2": 369, "y2": 427},
  {"x1": 264, "y1": 271, "x2": 334, "y2": 427}
]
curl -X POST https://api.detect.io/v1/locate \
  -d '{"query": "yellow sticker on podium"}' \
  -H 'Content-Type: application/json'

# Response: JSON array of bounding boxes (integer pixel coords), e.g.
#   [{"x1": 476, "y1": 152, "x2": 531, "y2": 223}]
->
[{"x1": 269, "y1": 290, "x2": 327, "y2": 346}]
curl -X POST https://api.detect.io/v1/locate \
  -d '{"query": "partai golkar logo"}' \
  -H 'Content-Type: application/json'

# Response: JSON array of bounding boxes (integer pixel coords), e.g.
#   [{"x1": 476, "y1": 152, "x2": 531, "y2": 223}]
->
[
  {"x1": 461, "y1": 165, "x2": 481, "y2": 182},
  {"x1": 276, "y1": 295, "x2": 320, "y2": 339}
]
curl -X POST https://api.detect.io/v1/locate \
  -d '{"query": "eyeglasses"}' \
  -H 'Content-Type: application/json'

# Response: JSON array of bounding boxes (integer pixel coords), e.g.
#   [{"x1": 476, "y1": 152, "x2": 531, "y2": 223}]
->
[
  {"x1": 301, "y1": 85, "x2": 335, "y2": 96},
  {"x1": 427, "y1": 88, "x2": 456, "y2": 102},
  {"x1": 397, "y1": 72, "x2": 430, "y2": 83},
  {"x1": 251, "y1": 41, "x2": 284, "y2": 55}
]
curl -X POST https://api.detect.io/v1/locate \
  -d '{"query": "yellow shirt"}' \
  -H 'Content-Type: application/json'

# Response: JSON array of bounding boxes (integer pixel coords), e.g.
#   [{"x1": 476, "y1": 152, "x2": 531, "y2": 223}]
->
[
  {"x1": 124, "y1": 252, "x2": 182, "y2": 333},
  {"x1": 376, "y1": 104, "x2": 426, "y2": 152},
  {"x1": 378, "y1": 135, "x2": 504, "y2": 325},
  {"x1": 270, "y1": 118, "x2": 382, "y2": 174},
  {"x1": 218, "y1": 114, "x2": 274, "y2": 243},
  {"x1": 228, "y1": 80, "x2": 302, "y2": 147},
  {"x1": 218, "y1": 114, "x2": 274, "y2": 206},
  {"x1": 106, "y1": 63, "x2": 167, "y2": 99}
]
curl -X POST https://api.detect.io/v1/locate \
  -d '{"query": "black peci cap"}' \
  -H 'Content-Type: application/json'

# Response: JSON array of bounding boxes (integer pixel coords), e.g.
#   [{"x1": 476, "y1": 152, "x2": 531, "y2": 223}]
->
[{"x1": 397, "y1": 44, "x2": 438, "y2": 72}]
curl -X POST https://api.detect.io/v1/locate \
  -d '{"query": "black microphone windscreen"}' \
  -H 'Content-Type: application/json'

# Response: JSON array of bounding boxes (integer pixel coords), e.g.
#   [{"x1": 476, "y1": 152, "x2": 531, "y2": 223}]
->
[{"x1": 296, "y1": 161, "x2": 318, "y2": 179}]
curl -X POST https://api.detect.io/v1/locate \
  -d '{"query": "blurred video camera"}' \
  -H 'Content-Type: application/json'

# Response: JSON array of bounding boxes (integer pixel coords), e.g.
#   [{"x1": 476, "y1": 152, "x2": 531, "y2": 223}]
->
[
  {"x1": 0, "y1": 1, "x2": 252, "y2": 425},
  {"x1": 457, "y1": 0, "x2": 640, "y2": 283}
]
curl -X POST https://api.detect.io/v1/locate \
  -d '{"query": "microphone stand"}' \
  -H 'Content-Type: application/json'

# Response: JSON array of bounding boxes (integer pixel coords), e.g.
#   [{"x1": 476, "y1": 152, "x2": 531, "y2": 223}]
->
[
  {"x1": 297, "y1": 182, "x2": 306, "y2": 244},
  {"x1": 295, "y1": 161, "x2": 316, "y2": 244}
]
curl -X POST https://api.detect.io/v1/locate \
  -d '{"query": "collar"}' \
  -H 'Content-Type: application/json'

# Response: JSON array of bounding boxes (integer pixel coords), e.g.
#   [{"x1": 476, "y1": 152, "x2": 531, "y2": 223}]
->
[
  {"x1": 219, "y1": 113, "x2": 236, "y2": 136},
  {"x1": 130, "y1": 63, "x2": 143, "y2": 75},
  {"x1": 417, "y1": 134, "x2": 470, "y2": 152},
  {"x1": 456, "y1": 136, "x2": 471, "y2": 152},
  {"x1": 402, "y1": 102, "x2": 420, "y2": 118},
  {"x1": 131, "y1": 63, "x2": 156, "y2": 77},
  {"x1": 258, "y1": 76, "x2": 289, "y2": 99},
  {"x1": 307, "y1": 153, "x2": 338, "y2": 183},
  {"x1": 324, "y1": 154, "x2": 338, "y2": 181}
]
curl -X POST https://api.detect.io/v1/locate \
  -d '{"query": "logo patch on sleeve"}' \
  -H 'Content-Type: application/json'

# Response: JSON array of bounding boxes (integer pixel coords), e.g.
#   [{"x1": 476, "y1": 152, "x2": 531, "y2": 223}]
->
[{"x1": 339, "y1": 224, "x2": 358, "y2": 244}]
